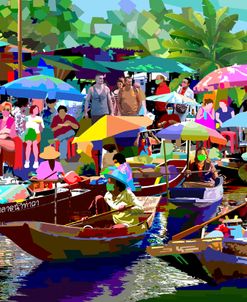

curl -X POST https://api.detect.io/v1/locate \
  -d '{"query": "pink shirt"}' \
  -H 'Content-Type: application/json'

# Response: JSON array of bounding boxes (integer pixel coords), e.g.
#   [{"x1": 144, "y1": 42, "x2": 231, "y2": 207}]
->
[
  {"x1": 0, "y1": 117, "x2": 16, "y2": 138},
  {"x1": 36, "y1": 161, "x2": 64, "y2": 180}
]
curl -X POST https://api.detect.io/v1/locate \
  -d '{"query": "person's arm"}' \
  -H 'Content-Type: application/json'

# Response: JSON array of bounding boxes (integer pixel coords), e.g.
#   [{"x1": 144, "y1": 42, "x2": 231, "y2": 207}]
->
[
  {"x1": 134, "y1": 132, "x2": 141, "y2": 146},
  {"x1": 104, "y1": 192, "x2": 121, "y2": 210},
  {"x1": 51, "y1": 116, "x2": 62, "y2": 132},
  {"x1": 209, "y1": 162, "x2": 218, "y2": 179},
  {"x1": 128, "y1": 191, "x2": 143, "y2": 211},
  {"x1": 215, "y1": 112, "x2": 222, "y2": 127},
  {"x1": 208, "y1": 108, "x2": 215, "y2": 120},
  {"x1": 231, "y1": 109, "x2": 235, "y2": 118},
  {"x1": 39, "y1": 117, "x2": 45, "y2": 132},
  {"x1": 196, "y1": 108, "x2": 203, "y2": 120},
  {"x1": 106, "y1": 88, "x2": 114, "y2": 115},
  {"x1": 84, "y1": 88, "x2": 92, "y2": 118},
  {"x1": 65, "y1": 117, "x2": 79, "y2": 130},
  {"x1": 118, "y1": 89, "x2": 124, "y2": 114}
]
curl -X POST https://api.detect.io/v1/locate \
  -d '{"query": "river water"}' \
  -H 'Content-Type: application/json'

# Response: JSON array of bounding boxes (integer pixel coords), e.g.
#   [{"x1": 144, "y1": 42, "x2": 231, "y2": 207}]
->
[{"x1": 0, "y1": 185, "x2": 246, "y2": 302}]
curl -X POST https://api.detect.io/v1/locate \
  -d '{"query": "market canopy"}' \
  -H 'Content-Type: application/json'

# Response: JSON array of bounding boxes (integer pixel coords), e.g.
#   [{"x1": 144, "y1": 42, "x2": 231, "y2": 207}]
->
[
  {"x1": 0, "y1": 75, "x2": 83, "y2": 101},
  {"x1": 146, "y1": 91, "x2": 200, "y2": 106},
  {"x1": 98, "y1": 55, "x2": 194, "y2": 73},
  {"x1": 25, "y1": 55, "x2": 110, "y2": 73},
  {"x1": 73, "y1": 115, "x2": 153, "y2": 143}
]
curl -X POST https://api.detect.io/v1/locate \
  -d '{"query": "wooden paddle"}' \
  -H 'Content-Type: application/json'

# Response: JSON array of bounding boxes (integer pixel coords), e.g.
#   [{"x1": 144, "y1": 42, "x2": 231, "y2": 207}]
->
[
  {"x1": 172, "y1": 201, "x2": 247, "y2": 241},
  {"x1": 65, "y1": 205, "x2": 134, "y2": 227}
]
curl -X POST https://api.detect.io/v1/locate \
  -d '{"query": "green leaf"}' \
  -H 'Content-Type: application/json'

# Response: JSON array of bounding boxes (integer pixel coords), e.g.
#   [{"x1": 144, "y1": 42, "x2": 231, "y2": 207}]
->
[
  {"x1": 216, "y1": 7, "x2": 229, "y2": 26},
  {"x1": 217, "y1": 14, "x2": 238, "y2": 35},
  {"x1": 202, "y1": 0, "x2": 216, "y2": 38},
  {"x1": 228, "y1": 87, "x2": 246, "y2": 108}
]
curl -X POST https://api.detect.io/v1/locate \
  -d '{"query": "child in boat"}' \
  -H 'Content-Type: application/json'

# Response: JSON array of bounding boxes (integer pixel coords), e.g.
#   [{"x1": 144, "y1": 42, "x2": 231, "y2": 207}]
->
[
  {"x1": 112, "y1": 153, "x2": 135, "y2": 191},
  {"x1": 87, "y1": 167, "x2": 143, "y2": 227},
  {"x1": 183, "y1": 146, "x2": 218, "y2": 188}
]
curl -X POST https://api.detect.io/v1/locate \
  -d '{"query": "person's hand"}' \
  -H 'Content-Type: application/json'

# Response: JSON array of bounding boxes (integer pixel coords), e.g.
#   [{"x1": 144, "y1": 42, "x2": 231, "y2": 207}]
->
[
  {"x1": 64, "y1": 120, "x2": 72, "y2": 127},
  {"x1": 169, "y1": 120, "x2": 177, "y2": 125},
  {"x1": 185, "y1": 170, "x2": 192, "y2": 177},
  {"x1": 80, "y1": 216, "x2": 89, "y2": 222},
  {"x1": 117, "y1": 204, "x2": 126, "y2": 211}
]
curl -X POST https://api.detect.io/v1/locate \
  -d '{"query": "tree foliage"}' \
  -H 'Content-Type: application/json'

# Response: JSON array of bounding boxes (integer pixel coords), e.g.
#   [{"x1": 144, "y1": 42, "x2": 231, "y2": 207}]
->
[
  {"x1": 0, "y1": 0, "x2": 85, "y2": 51},
  {"x1": 163, "y1": 0, "x2": 247, "y2": 77}
]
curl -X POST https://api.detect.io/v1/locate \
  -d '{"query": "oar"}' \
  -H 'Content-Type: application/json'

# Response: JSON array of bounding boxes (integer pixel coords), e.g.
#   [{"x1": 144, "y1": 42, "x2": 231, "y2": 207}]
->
[
  {"x1": 172, "y1": 201, "x2": 247, "y2": 241},
  {"x1": 65, "y1": 205, "x2": 134, "y2": 227}
]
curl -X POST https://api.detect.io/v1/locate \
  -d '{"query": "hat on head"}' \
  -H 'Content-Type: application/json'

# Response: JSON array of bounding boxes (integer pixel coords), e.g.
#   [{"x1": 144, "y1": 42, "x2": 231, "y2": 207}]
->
[
  {"x1": 101, "y1": 166, "x2": 136, "y2": 191},
  {"x1": 39, "y1": 146, "x2": 60, "y2": 160}
]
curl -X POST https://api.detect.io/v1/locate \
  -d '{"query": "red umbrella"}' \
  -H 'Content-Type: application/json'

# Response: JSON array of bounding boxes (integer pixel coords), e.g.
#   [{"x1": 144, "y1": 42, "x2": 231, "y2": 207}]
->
[{"x1": 194, "y1": 64, "x2": 247, "y2": 93}]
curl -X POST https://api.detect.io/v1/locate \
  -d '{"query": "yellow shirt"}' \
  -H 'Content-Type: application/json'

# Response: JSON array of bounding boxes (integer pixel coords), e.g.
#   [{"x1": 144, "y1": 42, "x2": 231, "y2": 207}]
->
[{"x1": 104, "y1": 190, "x2": 143, "y2": 226}]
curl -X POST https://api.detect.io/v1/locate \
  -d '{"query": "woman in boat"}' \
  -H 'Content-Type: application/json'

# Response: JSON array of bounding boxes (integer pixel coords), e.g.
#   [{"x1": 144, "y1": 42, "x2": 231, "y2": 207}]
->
[
  {"x1": 88, "y1": 167, "x2": 143, "y2": 226},
  {"x1": 184, "y1": 146, "x2": 218, "y2": 188},
  {"x1": 35, "y1": 146, "x2": 64, "y2": 180}
]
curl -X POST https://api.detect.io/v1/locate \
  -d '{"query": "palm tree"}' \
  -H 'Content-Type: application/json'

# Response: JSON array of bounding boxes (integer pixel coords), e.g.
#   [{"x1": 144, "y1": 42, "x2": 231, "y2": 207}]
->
[{"x1": 163, "y1": 0, "x2": 247, "y2": 77}]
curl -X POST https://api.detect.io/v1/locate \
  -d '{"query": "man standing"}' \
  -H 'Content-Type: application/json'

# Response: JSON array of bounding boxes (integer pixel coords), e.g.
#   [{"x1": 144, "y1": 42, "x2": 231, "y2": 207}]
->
[
  {"x1": 84, "y1": 74, "x2": 114, "y2": 123},
  {"x1": 50, "y1": 105, "x2": 79, "y2": 164},
  {"x1": 118, "y1": 77, "x2": 146, "y2": 116},
  {"x1": 175, "y1": 78, "x2": 195, "y2": 122}
]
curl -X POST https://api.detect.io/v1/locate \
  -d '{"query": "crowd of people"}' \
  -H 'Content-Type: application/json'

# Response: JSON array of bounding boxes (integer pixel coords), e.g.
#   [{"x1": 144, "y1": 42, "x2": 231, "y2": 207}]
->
[{"x1": 0, "y1": 72, "x2": 246, "y2": 180}]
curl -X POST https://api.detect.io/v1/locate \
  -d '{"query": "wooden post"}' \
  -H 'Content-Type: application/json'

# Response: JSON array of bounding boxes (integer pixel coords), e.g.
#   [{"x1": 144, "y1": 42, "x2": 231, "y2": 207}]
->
[
  {"x1": 162, "y1": 139, "x2": 170, "y2": 199},
  {"x1": 186, "y1": 140, "x2": 191, "y2": 168},
  {"x1": 18, "y1": 0, "x2": 22, "y2": 78}
]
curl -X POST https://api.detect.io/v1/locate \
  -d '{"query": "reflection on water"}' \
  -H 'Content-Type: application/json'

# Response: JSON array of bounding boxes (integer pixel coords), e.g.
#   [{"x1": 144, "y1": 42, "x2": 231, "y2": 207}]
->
[{"x1": 0, "y1": 186, "x2": 246, "y2": 302}]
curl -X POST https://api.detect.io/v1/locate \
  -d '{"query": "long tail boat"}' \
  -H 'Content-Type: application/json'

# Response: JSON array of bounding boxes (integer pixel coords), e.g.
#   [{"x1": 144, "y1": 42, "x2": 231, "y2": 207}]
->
[
  {"x1": 0, "y1": 159, "x2": 186, "y2": 224},
  {"x1": 0, "y1": 196, "x2": 160, "y2": 261},
  {"x1": 146, "y1": 201, "x2": 247, "y2": 284}
]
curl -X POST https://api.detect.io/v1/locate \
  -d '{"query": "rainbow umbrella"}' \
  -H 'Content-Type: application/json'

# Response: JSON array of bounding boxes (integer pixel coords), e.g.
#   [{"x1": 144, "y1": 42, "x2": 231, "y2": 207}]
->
[
  {"x1": 73, "y1": 115, "x2": 153, "y2": 143},
  {"x1": 146, "y1": 92, "x2": 200, "y2": 106},
  {"x1": 194, "y1": 64, "x2": 247, "y2": 93},
  {"x1": 156, "y1": 121, "x2": 227, "y2": 166}
]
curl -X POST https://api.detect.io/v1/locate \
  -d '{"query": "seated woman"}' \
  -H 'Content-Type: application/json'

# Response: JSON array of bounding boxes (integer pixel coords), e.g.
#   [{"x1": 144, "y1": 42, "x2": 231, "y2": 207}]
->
[
  {"x1": 0, "y1": 102, "x2": 23, "y2": 174},
  {"x1": 183, "y1": 146, "x2": 218, "y2": 188},
  {"x1": 36, "y1": 146, "x2": 64, "y2": 180},
  {"x1": 88, "y1": 168, "x2": 143, "y2": 226}
]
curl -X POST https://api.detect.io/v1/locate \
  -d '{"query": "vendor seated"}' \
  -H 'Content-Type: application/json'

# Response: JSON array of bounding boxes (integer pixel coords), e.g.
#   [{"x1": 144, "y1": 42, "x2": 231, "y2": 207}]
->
[
  {"x1": 36, "y1": 146, "x2": 64, "y2": 180},
  {"x1": 156, "y1": 105, "x2": 181, "y2": 128},
  {"x1": 183, "y1": 146, "x2": 218, "y2": 188},
  {"x1": 87, "y1": 168, "x2": 143, "y2": 226}
]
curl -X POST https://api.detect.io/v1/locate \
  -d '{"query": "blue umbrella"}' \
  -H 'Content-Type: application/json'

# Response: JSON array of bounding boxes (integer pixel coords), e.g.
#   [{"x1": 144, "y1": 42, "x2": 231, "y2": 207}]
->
[
  {"x1": 0, "y1": 75, "x2": 84, "y2": 102},
  {"x1": 222, "y1": 112, "x2": 247, "y2": 128}
]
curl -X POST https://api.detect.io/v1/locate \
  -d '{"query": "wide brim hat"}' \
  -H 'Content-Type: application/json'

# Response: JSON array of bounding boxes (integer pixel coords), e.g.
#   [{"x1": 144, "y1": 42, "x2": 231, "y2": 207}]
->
[
  {"x1": 39, "y1": 146, "x2": 60, "y2": 160},
  {"x1": 101, "y1": 166, "x2": 136, "y2": 191}
]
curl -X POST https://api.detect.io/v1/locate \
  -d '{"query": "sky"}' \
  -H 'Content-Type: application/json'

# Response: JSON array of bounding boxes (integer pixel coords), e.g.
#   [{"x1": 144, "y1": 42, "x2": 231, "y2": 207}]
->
[{"x1": 72, "y1": 0, "x2": 246, "y2": 32}]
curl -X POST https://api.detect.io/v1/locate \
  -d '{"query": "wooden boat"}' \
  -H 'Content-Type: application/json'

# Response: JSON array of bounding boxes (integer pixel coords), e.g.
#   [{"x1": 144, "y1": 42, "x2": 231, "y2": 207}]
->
[
  {"x1": 0, "y1": 159, "x2": 185, "y2": 224},
  {"x1": 147, "y1": 202, "x2": 247, "y2": 284},
  {"x1": 0, "y1": 196, "x2": 160, "y2": 261},
  {"x1": 0, "y1": 179, "x2": 105, "y2": 224},
  {"x1": 165, "y1": 177, "x2": 224, "y2": 239},
  {"x1": 216, "y1": 158, "x2": 245, "y2": 184},
  {"x1": 131, "y1": 159, "x2": 186, "y2": 196}
]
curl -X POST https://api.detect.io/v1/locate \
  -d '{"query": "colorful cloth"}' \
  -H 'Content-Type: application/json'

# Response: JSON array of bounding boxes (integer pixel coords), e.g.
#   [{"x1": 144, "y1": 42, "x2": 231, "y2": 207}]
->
[
  {"x1": 36, "y1": 160, "x2": 64, "y2": 180},
  {"x1": 216, "y1": 107, "x2": 234, "y2": 123},
  {"x1": 0, "y1": 117, "x2": 16, "y2": 138},
  {"x1": 104, "y1": 189, "x2": 143, "y2": 226}
]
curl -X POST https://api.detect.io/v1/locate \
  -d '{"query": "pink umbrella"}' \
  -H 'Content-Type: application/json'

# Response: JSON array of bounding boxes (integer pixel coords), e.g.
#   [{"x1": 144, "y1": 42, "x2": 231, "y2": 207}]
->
[{"x1": 194, "y1": 64, "x2": 247, "y2": 93}]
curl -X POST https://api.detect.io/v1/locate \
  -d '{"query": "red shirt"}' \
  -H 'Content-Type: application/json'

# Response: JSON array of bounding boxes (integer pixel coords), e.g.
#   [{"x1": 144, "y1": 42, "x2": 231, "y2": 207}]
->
[
  {"x1": 155, "y1": 82, "x2": 170, "y2": 112},
  {"x1": 51, "y1": 114, "x2": 79, "y2": 138},
  {"x1": 157, "y1": 113, "x2": 181, "y2": 128}
]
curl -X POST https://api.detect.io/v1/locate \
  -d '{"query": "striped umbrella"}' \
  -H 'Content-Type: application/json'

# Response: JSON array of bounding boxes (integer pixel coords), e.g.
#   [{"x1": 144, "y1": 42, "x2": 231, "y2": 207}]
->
[
  {"x1": 194, "y1": 64, "x2": 247, "y2": 93},
  {"x1": 156, "y1": 121, "x2": 227, "y2": 166}
]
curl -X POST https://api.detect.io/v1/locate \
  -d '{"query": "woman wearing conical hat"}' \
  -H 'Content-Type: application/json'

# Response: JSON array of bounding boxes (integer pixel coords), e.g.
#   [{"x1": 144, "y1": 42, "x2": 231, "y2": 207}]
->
[{"x1": 36, "y1": 146, "x2": 64, "y2": 180}]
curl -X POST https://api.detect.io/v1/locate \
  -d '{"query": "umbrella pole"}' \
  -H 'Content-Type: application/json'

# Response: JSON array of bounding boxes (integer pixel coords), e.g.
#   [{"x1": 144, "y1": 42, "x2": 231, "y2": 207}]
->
[
  {"x1": 163, "y1": 139, "x2": 170, "y2": 199},
  {"x1": 186, "y1": 140, "x2": 191, "y2": 168},
  {"x1": 18, "y1": 0, "x2": 22, "y2": 78}
]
